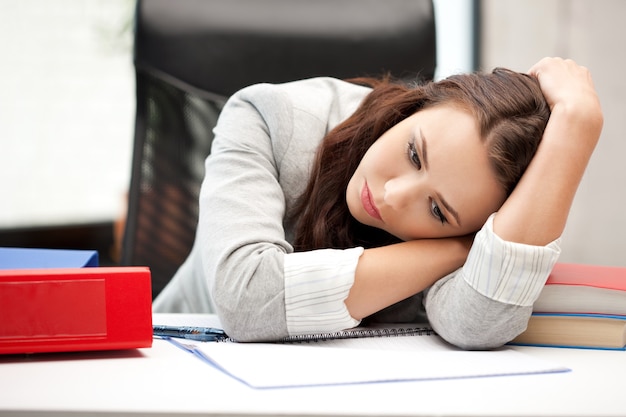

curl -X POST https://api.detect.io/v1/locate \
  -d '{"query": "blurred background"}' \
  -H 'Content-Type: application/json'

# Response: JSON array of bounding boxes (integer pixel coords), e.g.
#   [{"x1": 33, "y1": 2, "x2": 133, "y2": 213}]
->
[{"x1": 0, "y1": 0, "x2": 624, "y2": 268}]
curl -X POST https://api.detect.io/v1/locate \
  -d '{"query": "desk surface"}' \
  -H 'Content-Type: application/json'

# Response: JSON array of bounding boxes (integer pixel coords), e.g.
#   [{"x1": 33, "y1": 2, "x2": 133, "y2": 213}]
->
[{"x1": 0, "y1": 315, "x2": 625, "y2": 417}]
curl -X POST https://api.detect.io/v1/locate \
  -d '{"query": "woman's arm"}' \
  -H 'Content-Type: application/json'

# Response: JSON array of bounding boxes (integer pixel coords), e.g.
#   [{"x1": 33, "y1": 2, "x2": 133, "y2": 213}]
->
[
  {"x1": 493, "y1": 57, "x2": 603, "y2": 244},
  {"x1": 345, "y1": 236, "x2": 472, "y2": 320},
  {"x1": 424, "y1": 58, "x2": 602, "y2": 349},
  {"x1": 186, "y1": 78, "x2": 375, "y2": 341}
]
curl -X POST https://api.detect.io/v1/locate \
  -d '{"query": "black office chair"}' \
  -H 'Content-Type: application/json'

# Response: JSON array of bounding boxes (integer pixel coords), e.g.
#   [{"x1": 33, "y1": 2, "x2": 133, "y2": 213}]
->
[{"x1": 122, "y1": 0, "x2": 437, "y2": 299}]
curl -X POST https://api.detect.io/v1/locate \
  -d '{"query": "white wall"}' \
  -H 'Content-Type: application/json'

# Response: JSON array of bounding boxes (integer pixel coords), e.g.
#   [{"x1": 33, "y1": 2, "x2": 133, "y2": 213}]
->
[
  {"x1": 481, "y1": 0, "x2": 626, "y2": 267},
  {"x1": 0, "y1": 0, "x2": 135, "y2": 228}
]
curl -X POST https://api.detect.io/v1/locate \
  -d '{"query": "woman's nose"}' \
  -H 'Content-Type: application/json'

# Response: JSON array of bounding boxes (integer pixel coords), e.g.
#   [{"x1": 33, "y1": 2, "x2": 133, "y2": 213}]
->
[{"x1": 383, "y1": 176, "x2": 419, "y2": 210}]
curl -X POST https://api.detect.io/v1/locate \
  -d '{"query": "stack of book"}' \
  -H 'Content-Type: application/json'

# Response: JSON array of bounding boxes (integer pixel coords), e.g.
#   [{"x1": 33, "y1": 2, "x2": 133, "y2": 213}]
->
[{"x1": 511, "y1": 262, "x2": 626, "y2": 350}]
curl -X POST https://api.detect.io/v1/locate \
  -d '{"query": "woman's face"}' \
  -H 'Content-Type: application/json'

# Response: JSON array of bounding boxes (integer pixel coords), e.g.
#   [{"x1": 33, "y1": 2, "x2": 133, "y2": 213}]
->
[{"x1": 346, "y1": 104, "x2": 506, "y2": 241}]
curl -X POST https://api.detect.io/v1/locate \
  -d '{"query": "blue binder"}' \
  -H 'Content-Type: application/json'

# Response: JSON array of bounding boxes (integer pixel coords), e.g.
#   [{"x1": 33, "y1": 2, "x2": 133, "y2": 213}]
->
[{"x1": 0, "y1": 247, "x2": 99, "y2": 269}]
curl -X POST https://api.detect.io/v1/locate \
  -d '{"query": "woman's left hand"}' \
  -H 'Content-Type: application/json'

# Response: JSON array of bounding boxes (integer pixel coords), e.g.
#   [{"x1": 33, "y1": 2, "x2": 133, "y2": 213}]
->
[
  {"x1": 493, "y1": 57, "x2": 603, "y2": 246},
  {"x1": 528, "y1": 57, "x2": 603, "y2": 137}
]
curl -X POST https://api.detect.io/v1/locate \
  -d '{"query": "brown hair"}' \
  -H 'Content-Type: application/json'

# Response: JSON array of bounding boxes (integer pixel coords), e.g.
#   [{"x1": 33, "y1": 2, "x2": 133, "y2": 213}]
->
[{"x1": 292, "y1": 68, "x2": 550, "y2": 251}]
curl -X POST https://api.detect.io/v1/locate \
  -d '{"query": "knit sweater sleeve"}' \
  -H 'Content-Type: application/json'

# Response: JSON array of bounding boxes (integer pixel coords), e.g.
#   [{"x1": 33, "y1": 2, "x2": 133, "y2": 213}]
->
[{"x1": 424, "y1": 214, "x2": 561, "y2": 349}]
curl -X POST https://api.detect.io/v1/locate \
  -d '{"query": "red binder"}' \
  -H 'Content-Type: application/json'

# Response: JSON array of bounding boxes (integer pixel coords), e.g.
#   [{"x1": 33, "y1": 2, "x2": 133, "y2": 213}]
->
[{"x1": 0, "y1": 267, "x2": 153, "y2": 354}]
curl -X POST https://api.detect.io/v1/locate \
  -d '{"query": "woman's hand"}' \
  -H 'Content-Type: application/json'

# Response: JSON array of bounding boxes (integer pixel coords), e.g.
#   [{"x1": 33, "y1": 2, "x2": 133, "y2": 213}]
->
[
  {"x1": 528, "y1": 57, "x2": 603, "y2": 138},
  {"x1": 492, "y1": 57, "x2": 603, "y2": 245}
]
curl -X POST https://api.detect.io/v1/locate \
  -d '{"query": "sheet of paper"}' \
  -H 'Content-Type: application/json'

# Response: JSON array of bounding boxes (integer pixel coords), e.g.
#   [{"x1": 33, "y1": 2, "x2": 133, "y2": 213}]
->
[{"x1": 192, "y1": 340, "x2": 569, "y2": 389}]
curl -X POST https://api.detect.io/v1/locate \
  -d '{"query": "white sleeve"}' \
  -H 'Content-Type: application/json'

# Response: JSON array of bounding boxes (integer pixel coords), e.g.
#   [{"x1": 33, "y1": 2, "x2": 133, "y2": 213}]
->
[
  {"x1": 462, "y1": 213, "x2": 561, "y2": 306},
  {"x1": 284, "y1": 247, "x2": 363, "y2": 335}
]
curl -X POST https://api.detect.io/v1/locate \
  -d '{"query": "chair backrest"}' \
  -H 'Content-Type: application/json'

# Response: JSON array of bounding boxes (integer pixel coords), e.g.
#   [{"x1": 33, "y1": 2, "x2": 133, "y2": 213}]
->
[{"x1": 122, "y1": 0, "x2": 437, "y2": 299}]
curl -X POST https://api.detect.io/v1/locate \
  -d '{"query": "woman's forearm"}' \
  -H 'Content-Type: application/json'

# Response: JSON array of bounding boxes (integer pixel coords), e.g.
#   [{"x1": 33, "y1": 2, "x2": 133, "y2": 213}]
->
[
  {"x1": 493, "y1": 58, "x2": 603, "y2": 245},
  {"x1": 494, "y1": 105, "x2": 602, "y2": 245},
  {"x1": 345, "y1": 236, "x2": 472, "y2": 320}
]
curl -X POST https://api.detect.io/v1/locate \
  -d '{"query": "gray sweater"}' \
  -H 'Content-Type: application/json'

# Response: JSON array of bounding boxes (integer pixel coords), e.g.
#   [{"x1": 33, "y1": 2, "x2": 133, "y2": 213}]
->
[{"x1": 153, "y1": 77, "x2": 561, "y2": 349}]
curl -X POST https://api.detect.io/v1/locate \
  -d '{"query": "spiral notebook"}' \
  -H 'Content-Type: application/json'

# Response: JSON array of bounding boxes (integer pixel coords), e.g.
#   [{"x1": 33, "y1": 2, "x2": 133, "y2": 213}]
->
[{"x1": 154, "y1": 314, "x2": 569, "y2": 389}]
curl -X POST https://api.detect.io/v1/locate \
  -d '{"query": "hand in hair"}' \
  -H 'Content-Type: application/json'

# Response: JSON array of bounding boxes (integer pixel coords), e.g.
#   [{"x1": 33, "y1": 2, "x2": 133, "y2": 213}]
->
[
  {"x1": 529, "y1": 57, "x2": 602, "y2": 118},
  {"x1": 493, "y1": 57, "x2": 603, "y2": 245}
]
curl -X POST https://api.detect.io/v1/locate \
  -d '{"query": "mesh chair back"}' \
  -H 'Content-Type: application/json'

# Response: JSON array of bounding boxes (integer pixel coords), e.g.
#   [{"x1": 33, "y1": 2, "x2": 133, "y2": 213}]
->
[{"x1": 122, "y1": 0, "x2": 437, "y2": 299}]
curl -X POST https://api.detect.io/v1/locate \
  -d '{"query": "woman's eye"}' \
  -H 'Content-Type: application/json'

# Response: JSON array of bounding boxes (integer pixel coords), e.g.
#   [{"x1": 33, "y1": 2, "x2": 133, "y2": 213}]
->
[
  {"x1": 407, "y1": 141, "x2": 422, "y2": 170},
  {"x1": 431, "y1": 199, "x2": 448, "y2": 225}
]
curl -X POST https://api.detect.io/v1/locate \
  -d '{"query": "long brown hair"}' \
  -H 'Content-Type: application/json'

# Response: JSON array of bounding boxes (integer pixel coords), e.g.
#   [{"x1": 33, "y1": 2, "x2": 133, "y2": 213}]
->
[{"x1": 292, "y1": 68, "x2": 550, "y2": 251}]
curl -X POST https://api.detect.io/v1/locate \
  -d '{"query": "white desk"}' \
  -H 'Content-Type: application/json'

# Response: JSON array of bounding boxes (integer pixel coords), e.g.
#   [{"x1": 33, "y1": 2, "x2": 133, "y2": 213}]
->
[{"x1": 0, "y1": 316, "x2": 625, "y2": 417}]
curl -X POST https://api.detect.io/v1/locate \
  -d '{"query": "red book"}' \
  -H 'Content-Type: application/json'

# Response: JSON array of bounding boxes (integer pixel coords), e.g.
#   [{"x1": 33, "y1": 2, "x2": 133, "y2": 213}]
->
[
  {"x1": 0, "y1": 267, "x2": 152, "y2": 354},
  {"x1": 533, "y1": 263, "x2": 626, "y2": 316}
]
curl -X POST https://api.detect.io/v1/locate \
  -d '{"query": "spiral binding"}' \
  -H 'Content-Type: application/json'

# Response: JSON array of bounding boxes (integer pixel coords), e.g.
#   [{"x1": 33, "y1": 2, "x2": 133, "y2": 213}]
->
[
  {"x1": 218, "y1": 326, "x2": 436, "y2": 344},
  {"x1": 282, "y1": 326, "x2": 436, "y2": 343}
]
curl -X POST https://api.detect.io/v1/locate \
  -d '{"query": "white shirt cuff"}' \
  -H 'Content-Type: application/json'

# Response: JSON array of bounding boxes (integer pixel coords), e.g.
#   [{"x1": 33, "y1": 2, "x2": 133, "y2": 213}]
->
[
  {"x1": 462, "y1": 214, "x2": 561, "y2": 306},
  {"x1": 283, "y1": 247, "x2": 363, "y2": 335}
]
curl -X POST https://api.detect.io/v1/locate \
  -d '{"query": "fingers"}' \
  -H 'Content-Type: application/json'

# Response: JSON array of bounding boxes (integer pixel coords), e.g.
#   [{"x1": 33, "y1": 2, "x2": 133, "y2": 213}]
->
[
  {"x1": 527, "y1": 57, "x2": 603, "y2": 139},
  {"x1": 529, "y1": 57, "x2": 593, "y2": 87},
  {"x1": 527, "y1": 57, "x2": 598, "y2": 109},
  {"x1": 528, "y1": 57, "x2": 584, "y2": 78}
]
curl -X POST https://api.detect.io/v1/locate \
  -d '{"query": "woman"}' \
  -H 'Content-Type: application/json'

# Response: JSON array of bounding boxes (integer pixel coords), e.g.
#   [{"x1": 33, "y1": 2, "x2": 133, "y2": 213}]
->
[{"x1": 154, "y1": 57, "x2": 603, "y2": 349}]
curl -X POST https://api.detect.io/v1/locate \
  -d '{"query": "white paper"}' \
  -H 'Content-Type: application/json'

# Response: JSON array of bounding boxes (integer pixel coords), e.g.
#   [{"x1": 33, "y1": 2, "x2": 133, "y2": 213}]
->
[{"x1": 192, "y1": 340, "x2": 569, "y2": 389}]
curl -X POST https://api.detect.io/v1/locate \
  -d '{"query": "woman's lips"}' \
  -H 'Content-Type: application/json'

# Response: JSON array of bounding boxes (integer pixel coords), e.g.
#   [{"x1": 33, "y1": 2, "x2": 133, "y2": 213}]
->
[{"x1": 361, "y1": 182, "x2": 382, "y2": 221}]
